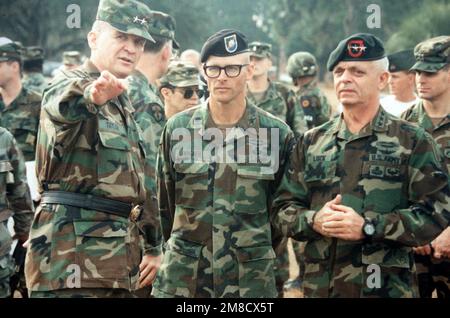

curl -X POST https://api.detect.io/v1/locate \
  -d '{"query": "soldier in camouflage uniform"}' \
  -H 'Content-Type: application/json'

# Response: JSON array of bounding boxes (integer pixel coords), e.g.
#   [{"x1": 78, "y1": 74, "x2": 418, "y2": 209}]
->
[
  {"x1": 159, "y1": 60, "x2": 202, "y2": 119},
  {"x1": 22, "y1": 46, "x2": 47, "y2": 95},
  {"x1": 287, "y1": 51, "x2": 331, "y2": 130},
  {"x1": 247, "y1": 41, "x2": 307, "y2": 137},
  {"x1": 0, "y1": 39, "x2": 41, "y2": 162},
  {"x1": 127, "y1": 10, "x2": 178, "y2": 293},
  {"x1": 0, "y1": 128, "x2": 33, "y2": 298},
  {"x1": 152, "y1": 29, "x2": 294, "y2": 298},
  {"x1": 401, "y1": 36, "x2": 450, "y2": 299},
  {"x1": 285, "y1": 52, "x2": 332, "y2": 293},
  {"x1": 24, "y1": 0, "x2": 162, "y2": 298},
  {"x1": 272, "y1": 33, "x2": 450, "y2": 298}
]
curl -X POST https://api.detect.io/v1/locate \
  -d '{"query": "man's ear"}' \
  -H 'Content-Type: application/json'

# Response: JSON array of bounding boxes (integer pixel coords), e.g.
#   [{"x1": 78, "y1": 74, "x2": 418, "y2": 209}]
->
[
  {"x1": 246, "y1": 62, "x2": 255, "y2": 80},
  {"x1": 87, "y1": 31, "x2": 97, "y2": 50},
  {"x1": 160, "y1": 87, "x2": 172, "y2": 99},
  {"x1": 378, "y1": 71, "x2": 389, "y2": 90}
]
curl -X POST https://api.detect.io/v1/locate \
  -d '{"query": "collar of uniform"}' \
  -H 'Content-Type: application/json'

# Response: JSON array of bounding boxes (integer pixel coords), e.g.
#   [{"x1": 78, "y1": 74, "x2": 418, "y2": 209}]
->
[
  {"x1": 247, "y1": 80, "x2": 279, "y2": 104},
  {"x1": 335, "y1": 106, "x2": 388, "y2": 141},
  {"x1": 299, "y1": 78, "x2": 318, "y2": 92},
  {"x1": 416, "y1": 100, "x2": 450, "y2": 132},
  {"x1": 83, "y1": 59, "x2": 101, "y2": 78},
  {"x1": 0, "y1": 86, "x2": 27, "y2": 111},
  {"x1": 130, "y1": 69, "x2": 149, "y2": 86}
]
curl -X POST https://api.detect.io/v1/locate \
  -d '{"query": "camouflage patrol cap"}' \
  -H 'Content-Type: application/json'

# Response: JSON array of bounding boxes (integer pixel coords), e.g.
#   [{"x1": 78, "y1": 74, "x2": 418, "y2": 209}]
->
[
  {"x1": 147, "y1": 11, "x2": 179, "y2": 49},
  {"x1": 0, "y1": 37, "x2": 23, "y2": 62},
  {"x1": 160, "y1": 61, "x2": 200, "y2": 87},
  {"x1": 287, "y1": 51, "x2": 318, "y2": 78},
  {"x1": 63, "y1": 51, "x2": 83, "y2": 65},
  {"x1": 411, "y1": 36, "x2": 450, "y2": 73},
  {"x1": 249, "y1": 41, "x2": 272, "y2": 59},
  {"x1": 327, "y1": 33, "x2": 385, "y2": 71},
  {"x1": 24, "y1": 46, "x2": 44, "y2": 62},
  {"x1": 96, "y1": 0, "x2": 155, "y2": 43},
  {"x1": 201, "y1": 29, "x2": 249, "y2": 63},
  {"x1": 387, "y1": 49, "x2": 415, "y2": 72}
]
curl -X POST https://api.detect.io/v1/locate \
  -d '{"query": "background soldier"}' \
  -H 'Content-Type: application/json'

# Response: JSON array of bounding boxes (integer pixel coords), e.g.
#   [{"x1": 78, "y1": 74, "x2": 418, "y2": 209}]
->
[
  {"x1": 247, "y1": 41, "x2": 307, "y2": 137},
  {"x1": 159, "y1": 60, "x2": 202, "y2": 119},
  {"x1": 0, "y1": 128, "x2": 33, "y2": 298},
  {"x1": 127, "y1": 10, "x2": 178, "y2": 295},
  {"x1": 152, "y1": 29, "x2": 294, "y2": 298},
  {"x1": 22, "y1": 46, "x2": 47, "y2": 94},
  {"x1": 381, "y1": 49, "x2": 419, "y2": 117},
  {"x1": 273, "y1": 33, "x2": 450, "y2": 298},
  {"x1": 62, "y1": 51, "x2": 83, "y2": 71},
  {"x1": 25, "y1": 0, "x2": 161, "y2": 298},
  {"x1": 286, "y1": 51, "x2": 331, "y2": 130},
  {"x1": 0, "y1": 38, "x2": 41, "y2": 163},
  {"x1": 402, "y1": 35, "x2": 450, "y2": 299}
]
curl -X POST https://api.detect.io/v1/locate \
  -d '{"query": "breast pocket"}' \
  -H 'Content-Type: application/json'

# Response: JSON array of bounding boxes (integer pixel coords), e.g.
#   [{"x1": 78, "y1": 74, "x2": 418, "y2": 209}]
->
[
  {"x1": 235, "y1": 165, "x2": 275, "y2": 213},
  {"x1": 97, "y1": 119, "x2": 132, "y2": 185},
  {"x1": 7, "y1": 119, "x2": 38, "y2": 149},
  {"x1": 173, "y1": 162, "x2": 210, "y2": 209},
  {"x1": 304, "y1": 157, "x2": 337, "y2": 205},
  {"x1": 360, "y1": 162, "x2": 406, "y2": 213}
]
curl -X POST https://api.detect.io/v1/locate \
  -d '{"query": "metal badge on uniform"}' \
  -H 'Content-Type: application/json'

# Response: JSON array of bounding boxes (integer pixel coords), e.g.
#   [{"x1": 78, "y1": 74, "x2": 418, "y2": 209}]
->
[
  {"x1": 302, "y1": 99, "x2": 311, "y2": 108},
  {"x1": 347, "y1": 40, "x2": 367, "y2": 58},
  {"x1": 224, "y1": 34, "x2": 238, "y2": 53},
  {"x1": 130, "y1": 205, "x2": 142, "y2": 222}
]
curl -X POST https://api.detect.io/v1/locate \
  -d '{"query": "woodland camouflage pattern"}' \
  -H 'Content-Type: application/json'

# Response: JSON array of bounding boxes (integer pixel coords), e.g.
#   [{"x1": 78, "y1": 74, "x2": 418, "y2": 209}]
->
[
  {"x1": 402, "y1": 101, "x2": 450, "y2": 297},
  {"x1": 411, "y1": 36, "x2": 450, "y2": 73},
  {"x1": 273, "y1": 107, "x2": 450, "y2": 298},
  {"x1": 152, "y1": 101, "x2": 295, "y2": 298},
  {"x1": 24, "y1": 60, "x2": 162, "y2": 293},
  {"x1": 247, "y1": 81, "x2": 307, "y2": 136},
  {"x1": 296, "y1": 79, "x2": 332, "y2": 130},
  {"x1": 0, "y1": 87, "x2": 42, "y2": 161},
  {"x1": 0, "y1": 128, "x2": 33, "y2": 297},
  {"x1": 23, "y1": 73, "x2": 47, "y2": 95},
  {"x1": 127, "y1": 70, "x2": 166, "y2": 255}
]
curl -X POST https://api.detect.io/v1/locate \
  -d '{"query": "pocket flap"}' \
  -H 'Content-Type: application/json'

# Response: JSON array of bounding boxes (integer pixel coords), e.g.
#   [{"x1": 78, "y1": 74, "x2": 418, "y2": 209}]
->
[
  {"x1": 236, "y1": 245, "x2": 276, "y2": 262},
  {"x1": 174, "y1": 162, "x2": 209, "y2": 175},
  {"x1": 0, "y1": 161, "x2": 13, "y2": 173},
  {"x1": 237, "y1": 165, "x2": 275, "y2": 180},
  {"x1": 73, "y1": 220, "x2": 128, "y2": 238},
  {"x1": 362, "y1": 244, "x2": 411, "y2": 269},
  {"x1": 167, "y1": 237, "x2": 203, "y2": 258}
]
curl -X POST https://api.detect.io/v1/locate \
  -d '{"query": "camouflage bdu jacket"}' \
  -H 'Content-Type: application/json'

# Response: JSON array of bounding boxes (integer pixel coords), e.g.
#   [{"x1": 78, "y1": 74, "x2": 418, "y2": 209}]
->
[
  {"x1": 127, "y1": 70, "x2": 166, "y2": 255},
  {"x1": 0, "y1": 127, "x2": 33, "y2": 257},
  {"x1": 247, "y1": 81, "x2": 307, "y2": 136},
  {"x1": 273, "y1": 107, "x2": 450, "y2": 298},
  {"x1": 0, "y1": 87, "x2": 41, "y2": 161},
  {"x1": 23, "y1": 73, "x2": 48, "y2": 95},
  {"x1": 153, "y1": 101, "x2": 294, "y2": 298},
  {"x1": 296, "y1": 79, "x2": 331, "y2": 129},
  {"x1": 25, "y1": 60, "x2": 162, "y2": 292}
]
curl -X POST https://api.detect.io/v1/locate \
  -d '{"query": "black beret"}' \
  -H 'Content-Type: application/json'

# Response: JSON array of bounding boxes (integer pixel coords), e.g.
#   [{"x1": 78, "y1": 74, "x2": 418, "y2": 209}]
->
[
  {"x1": 327, "y1": 33, "x2": 385, "y2": 71},
  {"x1": 387, "y1": 49, "x2": 415, "y2": 72},
  {"x1": 200, "y1": 29, "x2": 249, "y2": 63}
]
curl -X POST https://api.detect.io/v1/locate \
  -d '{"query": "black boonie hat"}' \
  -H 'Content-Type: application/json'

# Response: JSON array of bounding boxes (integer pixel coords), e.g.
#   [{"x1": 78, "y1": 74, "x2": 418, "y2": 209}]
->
[
  {"x1": 387, "y1": 49, "x2": 415, "y2": 72},
  {"x1": 200, "y1": 29, "x2": 249, "y2": 63},
  {"x1": 327, "y1": 33, "x2": 385, "y2": 71}
]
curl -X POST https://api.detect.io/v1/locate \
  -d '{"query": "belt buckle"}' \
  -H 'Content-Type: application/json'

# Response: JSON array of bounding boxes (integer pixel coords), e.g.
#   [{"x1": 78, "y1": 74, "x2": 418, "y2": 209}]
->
[{"x1": 130, "y1": 205, "x2": 142, "y2": 222}]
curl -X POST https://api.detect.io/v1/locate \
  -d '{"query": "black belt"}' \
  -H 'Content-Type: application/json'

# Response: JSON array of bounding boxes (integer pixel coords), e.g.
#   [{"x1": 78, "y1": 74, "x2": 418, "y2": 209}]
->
[{"x1": 41, "y1": 191, "x2": 134, "y2": 219}]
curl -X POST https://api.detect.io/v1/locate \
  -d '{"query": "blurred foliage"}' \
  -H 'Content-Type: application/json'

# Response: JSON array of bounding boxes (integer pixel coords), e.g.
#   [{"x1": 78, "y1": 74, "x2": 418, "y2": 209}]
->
[{"x1": 0, "y1": 0, "x2": 448, "y2": 78}]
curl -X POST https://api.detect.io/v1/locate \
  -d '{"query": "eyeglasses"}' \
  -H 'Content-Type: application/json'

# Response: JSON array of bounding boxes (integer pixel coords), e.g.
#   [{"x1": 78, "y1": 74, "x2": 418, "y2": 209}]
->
[
  {"x1": 203, "y1": 64, "x2": 249, "y2": 78},
  {"x1": 174, "y1": 87, "x2": 204, "y2": 99}
]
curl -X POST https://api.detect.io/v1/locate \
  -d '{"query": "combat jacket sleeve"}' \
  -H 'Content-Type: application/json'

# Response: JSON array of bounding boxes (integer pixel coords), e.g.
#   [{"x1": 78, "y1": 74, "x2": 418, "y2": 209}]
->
[
  {"x1": 372, "y1": 130, "x2": 450, "y2": 246},
  {"x1": 42, "y1": 75, "x2": 100, "y2": 124},
  {"x1": 272, "y1": 134, "x2": 322, "y2": 241},
  {"x1": 156, "y1": 125, "x2": 176, "y2": 243},
  {"x1": 7, "y1": 136, "x2": 33, "y2": 236}
]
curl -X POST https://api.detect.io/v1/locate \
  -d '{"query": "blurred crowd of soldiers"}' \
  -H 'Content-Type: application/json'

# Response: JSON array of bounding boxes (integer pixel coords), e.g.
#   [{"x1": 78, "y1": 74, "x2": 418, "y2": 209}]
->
[{"x1": 0, "y1": 0, "x2": 449, "y2": 299}]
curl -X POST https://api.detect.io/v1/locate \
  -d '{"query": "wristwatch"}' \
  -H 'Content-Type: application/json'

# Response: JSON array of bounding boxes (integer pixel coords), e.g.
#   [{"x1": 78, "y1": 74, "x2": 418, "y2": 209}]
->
[{"x1": 362, "y1": 217, "x2": 376, "y2": 240}]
